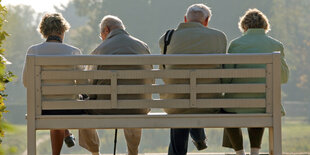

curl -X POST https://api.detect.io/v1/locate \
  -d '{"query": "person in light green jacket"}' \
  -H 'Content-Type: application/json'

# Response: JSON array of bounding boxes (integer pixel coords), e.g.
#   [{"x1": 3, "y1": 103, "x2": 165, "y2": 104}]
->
[{"x1": 222, "y1": 9, "x2": 289, "y2": 155}]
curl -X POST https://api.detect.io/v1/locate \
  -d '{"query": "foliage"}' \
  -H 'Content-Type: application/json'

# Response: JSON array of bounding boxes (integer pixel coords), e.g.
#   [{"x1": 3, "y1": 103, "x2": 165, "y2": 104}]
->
[
  {"x1": 2, "y1": 4, "x2": 40, "y2": 124},
  {"x1": 0, "y1": 0, "x2": 15, "y2": 153},
  {"x1": 270, "y1": 0, "x2": 310, "y2": 101}
]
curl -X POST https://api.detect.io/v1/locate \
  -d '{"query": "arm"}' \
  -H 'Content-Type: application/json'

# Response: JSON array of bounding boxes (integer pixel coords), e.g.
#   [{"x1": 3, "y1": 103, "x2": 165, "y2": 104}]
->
[
  {"x1": 74, "y1": 49, "x2": 89, "y2": 85},
  {"x1": 219, "y1": 32, "x2": 227, "y2": 54},
  {"x1": 279, "y1": 45, "x2": 289, "y2": 84},
  {"x1": 22, "y1": 57, "x2": 28, "y2": 88},
  {"x1": 22, "y1": 47, "x2": 34, "y2": 88},
  {"x1": 159, "y1": 34, "x2": 165, "y2": 70},
  {"x1": 145, "y1": 44, "x2": 155, "y2": 85},
  {"x1": 222, "y1": 40, "x2": 236, "y2": 83}
]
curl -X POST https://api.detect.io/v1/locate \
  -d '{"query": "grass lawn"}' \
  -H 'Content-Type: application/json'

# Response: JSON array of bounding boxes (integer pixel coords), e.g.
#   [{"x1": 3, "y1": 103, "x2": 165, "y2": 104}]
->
[{"x1": 1, "y1": 119, "x2": 310, "y2": 154}]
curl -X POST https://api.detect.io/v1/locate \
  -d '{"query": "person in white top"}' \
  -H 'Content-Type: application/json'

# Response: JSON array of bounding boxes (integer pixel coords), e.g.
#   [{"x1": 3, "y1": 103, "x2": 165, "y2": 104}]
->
[{"x1": 22, "y1": 13, "x2": 100, "y2": 155}]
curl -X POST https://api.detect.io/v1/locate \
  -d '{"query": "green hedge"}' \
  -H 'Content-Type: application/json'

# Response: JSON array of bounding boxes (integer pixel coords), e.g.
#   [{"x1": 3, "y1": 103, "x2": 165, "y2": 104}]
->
[{"x1": 0, "y1": 0, "x2": 15, "y2": 154}]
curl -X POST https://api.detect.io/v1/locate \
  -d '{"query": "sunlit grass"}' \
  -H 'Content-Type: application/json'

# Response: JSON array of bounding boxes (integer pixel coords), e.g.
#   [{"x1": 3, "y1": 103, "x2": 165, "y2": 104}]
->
[{"x1": 2, "y1": 120, "x2": 310, "y2": 154}]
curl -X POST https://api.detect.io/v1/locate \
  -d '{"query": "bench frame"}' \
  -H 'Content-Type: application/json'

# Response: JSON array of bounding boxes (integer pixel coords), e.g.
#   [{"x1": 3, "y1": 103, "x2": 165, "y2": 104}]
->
[{"x1": 26, "y1": 53, "x2": 282, "y2": 155}]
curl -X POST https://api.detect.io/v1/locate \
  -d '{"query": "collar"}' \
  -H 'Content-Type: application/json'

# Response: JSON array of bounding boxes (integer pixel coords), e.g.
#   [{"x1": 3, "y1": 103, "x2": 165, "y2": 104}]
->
[
  {"x1": 106, "y1": 29, "x2": 129, "y2": 39},
  {"x1": 177, "y1": 22, "x2": 206, "y2": 30},
  {"x1": 46, "y1": 35, "x2": 63, "y2": 43},
  {"x1": 244, "y1": 29, "x2": 266, "y2": 35}
]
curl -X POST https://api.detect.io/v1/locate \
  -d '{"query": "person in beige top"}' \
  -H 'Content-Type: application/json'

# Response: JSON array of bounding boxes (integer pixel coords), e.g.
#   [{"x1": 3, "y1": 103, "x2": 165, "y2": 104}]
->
[
  {"x1": 159, "y1": 4, "x2": 227, "y2": 155},
  {"x1": 82, "y1": 15, "x2": 152, "y2": 155},
  {"x1": 22, "y1": 13, "x2": 100, "y2": 155}
]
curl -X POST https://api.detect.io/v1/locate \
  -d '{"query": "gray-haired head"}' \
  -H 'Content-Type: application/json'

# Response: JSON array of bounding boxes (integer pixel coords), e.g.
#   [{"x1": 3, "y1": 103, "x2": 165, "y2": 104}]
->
[
  {"x1": 99, "y1": 15, "x2": 125, "y2": 33},
  {"x1": 185, "y1": 4, "x2": 212, "y2": 23}
]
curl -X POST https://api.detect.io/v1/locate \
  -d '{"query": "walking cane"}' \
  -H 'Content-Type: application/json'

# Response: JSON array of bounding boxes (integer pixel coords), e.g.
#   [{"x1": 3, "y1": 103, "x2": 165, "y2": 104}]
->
[{"x1": 113, "y1": 129, "x2": 118, "y2": 155}]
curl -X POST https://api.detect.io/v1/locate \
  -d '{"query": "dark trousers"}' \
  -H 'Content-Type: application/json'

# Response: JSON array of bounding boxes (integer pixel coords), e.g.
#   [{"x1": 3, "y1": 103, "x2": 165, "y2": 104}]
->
[
  {"x1": 168, "y1": 128, "x2": 206, "y2": 155},
  {"x1": 222, "y1": 128, "x2": 265, "y2": 151}
]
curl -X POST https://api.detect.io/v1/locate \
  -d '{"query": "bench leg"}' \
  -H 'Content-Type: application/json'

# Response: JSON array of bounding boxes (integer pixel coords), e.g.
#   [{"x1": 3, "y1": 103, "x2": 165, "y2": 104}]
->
[
  {"x1": 27, "y1": 123, "x2": 36, "y2": 155},
  {"x1": 269, "y1": 126, "x2": 282, "y2": 155},
  {"x1": 269, "y1": 127, "x2": 274, "y2": 155}
]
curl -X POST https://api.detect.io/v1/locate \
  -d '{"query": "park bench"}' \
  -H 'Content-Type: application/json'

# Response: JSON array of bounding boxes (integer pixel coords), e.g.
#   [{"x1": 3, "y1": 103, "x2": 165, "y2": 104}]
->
[{"x1": 26, "y1": 52, "x2": 282, "y2": 155}]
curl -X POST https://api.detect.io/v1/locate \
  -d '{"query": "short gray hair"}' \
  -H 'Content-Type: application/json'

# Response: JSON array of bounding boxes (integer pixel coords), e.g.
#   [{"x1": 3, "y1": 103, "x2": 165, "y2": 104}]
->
[
  {"x1": 185, "y1": 4, "x2": 212, "y2": 23},
  {"x1": 99, "y1": 15, "x2": 125, "y2": 33}
]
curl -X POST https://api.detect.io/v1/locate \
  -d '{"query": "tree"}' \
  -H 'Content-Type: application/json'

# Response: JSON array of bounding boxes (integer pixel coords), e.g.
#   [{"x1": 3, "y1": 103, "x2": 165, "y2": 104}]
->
[
  {"x1": 1, "y1": 5, "x2": 41, "y2": 124},
  {"x1": 0, "y1": 1, "x2": 15, "y2": 154},
  {"x1": 270, "y1": 0, "x2": 310, "y2": 101}
]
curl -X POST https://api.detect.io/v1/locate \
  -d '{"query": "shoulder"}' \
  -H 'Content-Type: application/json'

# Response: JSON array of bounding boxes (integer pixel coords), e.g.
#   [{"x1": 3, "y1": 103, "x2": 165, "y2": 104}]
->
[
  {"x1": 129, "y1": 35, "x2": 148, "y2": 45},
  {"x1": 27, "y1": 42, "x2": 44, "y2": 55},
  {"x1": 206, "y1": 27, "x2": 227, "y2": 39},
  {"x1": 62, "y1": 43, "x2": 82, "y2": 54},
  {"x1": 129, "y1": 35, "x2": 150, "y2": 52},
  {"x1": 92, "y1": 42, "x2": 106, "y2": 54},
  {"x1": 266, "y1": 35, "x2": 284, "y2": 50},
  {"x1": 229, "y1": 35, "x2": 244, "y2": 45},
  {"x1": 227, "y1": 36, "x2": 245, "y2": 53}
]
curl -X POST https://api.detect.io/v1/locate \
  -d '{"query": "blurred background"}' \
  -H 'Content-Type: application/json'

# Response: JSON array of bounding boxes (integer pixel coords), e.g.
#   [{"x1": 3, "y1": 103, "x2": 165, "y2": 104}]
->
[{"x1": 1, "y1": 0, "x2": 310, "y2": 154}]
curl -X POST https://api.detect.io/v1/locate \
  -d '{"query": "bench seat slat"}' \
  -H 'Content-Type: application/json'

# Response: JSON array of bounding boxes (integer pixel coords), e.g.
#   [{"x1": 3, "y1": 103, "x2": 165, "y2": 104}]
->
[
  {"x1": 42, "y1": 99, "x2": 265, "y2": 110},
  {"x1": 42, "y1": 85, "x2": 111, "y2": 95},
  {"x1": 34, "y1": 54, "x2": 273, "y2": 65},
  {"x1": 41, "y1": 69, "x2": 266, "y2": 80},
  {"x1": 41, "y1": 84, "x2": 266, "y2": 95},
  {"x1": 117, "y1": 84, "x2": 266, "y2": 94},
  {"x1": 36, "y1": 114, "x2": 272, "y2": 129}
]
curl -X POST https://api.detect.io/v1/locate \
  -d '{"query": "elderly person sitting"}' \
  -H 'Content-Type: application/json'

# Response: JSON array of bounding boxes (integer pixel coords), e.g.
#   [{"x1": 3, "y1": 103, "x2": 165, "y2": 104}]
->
[
  {"x1": 221, "y1": 9, "x2": 289, "y2": 155},
  {"x1": 83, "y1": 15, "x2": 153, "y2": 155},
  {"x1": 159, "y1": 3, "x2": 227, "y2": 155},
  {"x1": 22, "y1": 13, "x2": 100, "y2": 155}
]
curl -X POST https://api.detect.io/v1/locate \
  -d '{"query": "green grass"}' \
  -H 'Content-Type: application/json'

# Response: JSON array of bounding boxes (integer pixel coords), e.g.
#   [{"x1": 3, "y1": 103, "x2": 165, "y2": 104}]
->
[{"x1": 1, "y1": 120, "x2": 310, "y2": 154}]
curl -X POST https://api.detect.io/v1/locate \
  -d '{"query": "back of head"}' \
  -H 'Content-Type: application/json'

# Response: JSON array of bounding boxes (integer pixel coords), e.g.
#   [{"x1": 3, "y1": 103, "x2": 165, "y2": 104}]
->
[
  {"x1": 239, "y1": 8, "x2": 270, "y2": 33},
  {"x1": 185, "y1": 3, "x2": 212, "y2": 23},
  {"x1": 37, "y1": 13, "x2": 70, "y2": 38},
  {"x1": 99, "y1": 15, "x2": 125, "y2": 33}
]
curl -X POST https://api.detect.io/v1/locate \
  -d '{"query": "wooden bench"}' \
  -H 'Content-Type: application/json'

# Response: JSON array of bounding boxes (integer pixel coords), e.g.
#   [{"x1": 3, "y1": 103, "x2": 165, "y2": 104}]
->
[{"x1": 26, "y1": 53, "x2": 282, "y2": 155}]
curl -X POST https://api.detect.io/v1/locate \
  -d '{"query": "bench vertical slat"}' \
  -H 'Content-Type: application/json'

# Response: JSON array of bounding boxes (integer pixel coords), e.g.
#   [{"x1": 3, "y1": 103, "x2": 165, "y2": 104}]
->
[
  {"x1": 111, "y1": 72, "x2": 118, "y2": 108},
  {"x1": 266, "y1": 64, "x2": 273, "y2": 114},
  {"x1": 27, "y1": 56, "x2": 36, "y2": 155},
  {"x1": 270, "y1": 53, "x2": 282, "y2": 155},
  {"x1": 190, "y1": 71, "x2": 197, "y2": 107},
  {"x1": 35, "y1": 66, "x2": 42, "y2": 116}
]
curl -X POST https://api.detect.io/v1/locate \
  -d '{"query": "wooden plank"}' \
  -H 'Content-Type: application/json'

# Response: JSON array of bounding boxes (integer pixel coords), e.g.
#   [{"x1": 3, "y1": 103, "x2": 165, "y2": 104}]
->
[
  {"x1": 196, "y1": 84, "x2": 266, "y2": 93},
  {"x1": 35, "y1": 66, "x2": 42, "y2": 116},
  {"x1": 195, "y1": 69, "x2": 266, "y2": 78},
  {"x1": 111, "y1": 72, "x2": 117, "y2": 108},
  {"x1": 36, "y1": 114, "x2": 273, "y2": 129},
  {"x1": 41, "y1": 99, "x2": 265, "y2": 109},
  {"x1": 196, "y1": 99, "x2": 266, "y2": 108},
  {"x1": 116, "y1": 84, "x2": 265, "y2": 94},
  {"x1": 41, "y1": 70, "x2": 112, "y2": 80},
  {"x1": 117, "y1": 84, "x2": 190, "y2": 94},
  {"x1": 190, "y1": 71, "x2": 197, "y2": 107},
  {"x1": 41, "y1": 69, "x2": 266, "y2": 80},
  {"x1": 271, "y1": 52, "x2": 282, "y2": 155},
  {"x1": 266, "y1": 64, "x2": 273, "y2": 114},
  {"x1": 34, "y1": 54, "x2": 273, "y2": 65},
  {"x1": 117, "y1": 99, "x2": 266, "y2": 109},
  {"x1": 42, "y1": 85, "x2": 111, "y2": 95},
  {"x1": 26, "y1": 55, "x2": 37, "y2": 155},
  {"x1": 42, "y1": 100, "x2": 111, "y2": 110}
]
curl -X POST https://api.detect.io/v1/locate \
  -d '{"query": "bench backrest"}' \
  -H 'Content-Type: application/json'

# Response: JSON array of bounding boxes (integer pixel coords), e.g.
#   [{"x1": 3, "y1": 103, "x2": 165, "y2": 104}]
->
[{"x1": 26, "y1": 53, "x2": 282, "y2": 123}]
